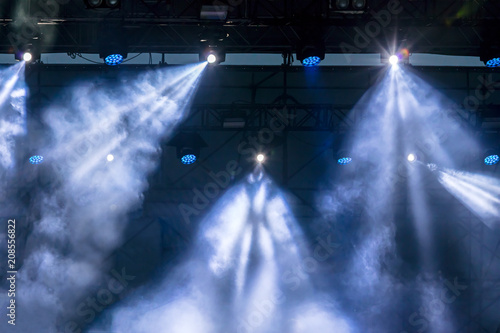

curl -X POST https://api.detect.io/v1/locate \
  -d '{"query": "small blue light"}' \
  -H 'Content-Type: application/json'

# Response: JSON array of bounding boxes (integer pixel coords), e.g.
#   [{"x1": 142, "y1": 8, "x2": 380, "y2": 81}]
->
[
  {"x1": 337, "y1": 157, "x2": 352, "y2": 165},
  {"x1": 29, "y1": 155, "x2": 44, "y2": 165},
  {"x1": 484, "y1": 154, "x2": 499, "y2": 165},
  {"x1": 486, "y1": 58, "x2": 500, "y2": 68},
  {"x1": 181, "y1": 154, "x2": 197, "y2": 165},
  {"x1": 105, "y1": 54, "x2": 124, "y2": 66},
  {"x1": 302, "y1": 56, "x2": 321, "y2": 67}
]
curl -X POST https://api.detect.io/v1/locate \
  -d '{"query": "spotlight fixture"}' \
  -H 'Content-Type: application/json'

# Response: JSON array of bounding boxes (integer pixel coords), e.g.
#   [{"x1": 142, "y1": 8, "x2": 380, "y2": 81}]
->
[
  {"x1": 29, "y1": 155, "x2": 44, "y2": 165},
  {"x1": 107, "y1": 154, "x2": 114, "y2": 162},
  {"x1": 14, "y1": 42, "x2": 40, "y2": 63},
  {"x1": 296, "y1": 43, "x2": 325, "y2": 67},
  {"x1": 331, "y1": 0, "x2": 367, "y2": 12},
  {"x1": 200, "y1": 47, "x2": 225, "y2": 65},
  {"x1": 480, "y1": 43, "x2": 500, "y2": 68},
  {"x1": 99, "y1": 27, "x2": 127, "y2": 66},
  {"x1": 484, "y1": 154, "x2": 499, "y2": 166},
  {"x1": 352, "y1": 0, "x2": 366, "y2": 10},
  {"x1": 334, "y1": 147, "x2": 352, "y2": 165},
  {"x1": 168, "y1": 132, "x2": 207, "y2": 166},
  {"x1": 180, "y1": 148, "x2": 198, "y2": 165},
  {"x1": 407, "y1": 153, "x2": 417, "y2": 163},
  {"x1": 256, "y1": 154, "x2": 265, "y2": 163},
  {"x1": 336, "y1": 0, "x2": 349, "y2": 9},
  {"x1": 389, "y1": 55, "x2": 399, "y2": 66},
  {"x1": 337, "y1": 157, "x2": 352, "y2": 165},
  {"x1": 84, "y1": 0, "x2": 121, "y2": 9}
]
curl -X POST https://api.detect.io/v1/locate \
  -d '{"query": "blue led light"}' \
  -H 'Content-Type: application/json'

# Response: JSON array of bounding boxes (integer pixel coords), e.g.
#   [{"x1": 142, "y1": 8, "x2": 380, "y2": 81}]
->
[
  {"x1": 337, "y1": 157, "x2": 352, "y2": 165},
  {"x1": 105, "y1": 54, "x2": 124, "y2": 66},
  {"x1": 29, "y1": 155, "x2": 44, "y2": 165},
  {"x1": 486, "y1": 58, "x2": 500, "y2": 68},
  {"x1": 181, "y1": 154, "x2": 197, "y2": 165},
  {"x1": 302, "y1": 56, "x2": 321, "y2": 67},
  {"x1": 484, "y1": 154, "x2": 499, "y2": 165}
]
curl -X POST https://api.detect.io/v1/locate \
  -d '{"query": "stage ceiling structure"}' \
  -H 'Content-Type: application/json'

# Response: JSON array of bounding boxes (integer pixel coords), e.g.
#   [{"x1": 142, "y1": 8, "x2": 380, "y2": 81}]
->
[{"x1": 0, "y1": 0, "x2": 500, "y2": 56}]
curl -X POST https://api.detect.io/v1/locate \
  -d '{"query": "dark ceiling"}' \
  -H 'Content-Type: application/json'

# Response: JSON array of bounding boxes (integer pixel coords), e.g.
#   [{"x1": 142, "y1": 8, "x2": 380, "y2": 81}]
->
[{"x1": 1, "y1": 0, "x2": 500, "y2": 56}]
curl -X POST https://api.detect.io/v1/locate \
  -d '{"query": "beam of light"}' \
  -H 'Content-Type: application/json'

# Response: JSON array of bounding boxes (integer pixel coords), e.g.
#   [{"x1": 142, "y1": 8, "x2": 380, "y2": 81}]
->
[
  {"x1": 104, "y1": 174, "x2": 351, "y2": 333},
  {"x1": 437, "y1": 168, "x2": 500, "y2": 229},
  {"x1": 0, "y1": 62, "x2": 26, "y2": 170},
  {"x1": 11, "y1": 62, "x2": 207, "y2": 333},
  {"x1": 319, "y1": 57, "x2": 482, "y2": 331}
]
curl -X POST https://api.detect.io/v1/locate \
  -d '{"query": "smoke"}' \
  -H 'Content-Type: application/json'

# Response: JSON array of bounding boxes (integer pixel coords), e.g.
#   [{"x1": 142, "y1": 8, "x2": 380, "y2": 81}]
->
[
  {"x1": 0, "y1": 62, "x2": 207, "y2": 332},
  {"x1": 98, "y1": 170, "x2": 352, "y2": 333},
  {"x1": 317, "y1": 65, "x2": 485, "y2": 332},
  {"x1": 0, "y1": 62, "x2": 26, "y2": 171}
]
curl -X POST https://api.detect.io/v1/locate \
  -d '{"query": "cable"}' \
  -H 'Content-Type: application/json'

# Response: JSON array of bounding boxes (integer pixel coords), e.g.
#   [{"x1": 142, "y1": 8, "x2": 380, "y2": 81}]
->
[
  {"x1": 122, "y1": 53, "x2": 143, "y2": 63},
  {"x1": 75, "y1": 53, "x2": 101, "y2": 64}
]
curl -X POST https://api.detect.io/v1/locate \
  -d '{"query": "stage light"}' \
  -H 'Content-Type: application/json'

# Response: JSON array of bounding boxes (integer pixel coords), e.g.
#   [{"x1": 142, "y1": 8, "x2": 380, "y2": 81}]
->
[
  {"x1": 29, "y1": 155, "x2": 44, "y2": 165},
  {"x1": 181, "y1": 152, "x2": 197, "y2": 165},
  {"x1": 484, "y1": 154, "x2": 499, "y2": 165},
  {"x1": 352, "y1": 0, "x2": 366, "y2": 10},
  {"x1": 23, "y1": 52, "x2": 33, "y2": 62},
  {"x1": 407, "y1": 153, "x2": 416, "y2": 162},
  {"x1": 99, "y1": 26, "x2": 127, "y2": 66},
  {"x1": 200, "y1": 48, "x2": 225, "y2": 65},
  {"x1": 480, "y1": 43, "x2": 500, "y2": 67},
  {"x1": 104, "y1": 54, "x2": 124, "y2": 66},
  {"x1": 389, "y1": 55, "x2": 399, "y2": 65},
  {"x1": 84, "y1": 0, "x2": 120, "y2": 9},
  {"x1": 335, "y1": 0, "x2": 349, "y2": 9},
  {"x1": 207, "y1": 53, "x2": 217, "y2": 64},
  {"x1": 106, "y1": 0, "x2": 119, "y2": 7},
  {"x1": 257, "y1": 154, "x2": 265, "y2": 163},
  {"x1": 107, "y1": 154, "x2": 114, "y2": 162},
  {"x1": 296, "y1": 43, "x2": 325, "y2": 67},
  {"x1": 302, "y1": 56, "x2": 322, "y2": 67},
  {"x1": 485, "y1": 58, "x2": 500, "y2": 68},
  {"x1": 14, "y1": 42, "x2": 40, "y2": 63},
  {"x1": 337, "y1": 157, "x2": 352, "y2": 165},
  {"x1": 169, "y1": 132, "x2": 207, "y2": 166}
]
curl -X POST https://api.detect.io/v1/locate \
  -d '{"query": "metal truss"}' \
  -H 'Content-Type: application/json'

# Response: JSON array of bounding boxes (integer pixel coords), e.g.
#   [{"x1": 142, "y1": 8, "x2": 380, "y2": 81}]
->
[{"x1": 1, "y1": 1, "x2": 500, "y2": 56}]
